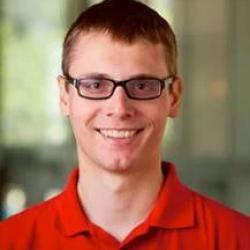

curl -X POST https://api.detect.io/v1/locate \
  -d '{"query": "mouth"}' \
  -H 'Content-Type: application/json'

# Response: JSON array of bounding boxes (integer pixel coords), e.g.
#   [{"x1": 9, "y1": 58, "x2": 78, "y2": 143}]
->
[{"x1": 96, "y1": 128, "x2": 144, "y2": 139}]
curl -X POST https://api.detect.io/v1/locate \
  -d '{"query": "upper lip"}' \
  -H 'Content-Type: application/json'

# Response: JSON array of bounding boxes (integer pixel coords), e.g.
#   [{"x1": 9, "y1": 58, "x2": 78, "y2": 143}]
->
[
  {"x1": 95, "y1": 128, "x2": 145, "y2": 137},
  {"x1": 96, "y1": 128, "x2": 144, "y2": 139},
  {"x1": 96, "y1": 128, "x2": 144, "y2": 131}
]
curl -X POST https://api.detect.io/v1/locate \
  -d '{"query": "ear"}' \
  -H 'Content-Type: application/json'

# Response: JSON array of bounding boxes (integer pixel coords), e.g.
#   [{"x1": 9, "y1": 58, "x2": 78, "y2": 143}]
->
[
  {"x1": 57, "y1": 75, "x2": 70, "y2": 116},
  {"x1": 169, "y1": 76, "x2": 182, "y2": 118}
]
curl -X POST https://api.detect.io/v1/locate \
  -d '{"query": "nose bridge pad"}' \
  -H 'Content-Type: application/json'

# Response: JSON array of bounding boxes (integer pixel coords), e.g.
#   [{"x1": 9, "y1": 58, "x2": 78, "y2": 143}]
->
[
  {"x1": 112, "y1": 83, "x2": 129, "y2": 99},
  {"x1": 106, "y1": 84, "x2": 134, "y2": 117}
]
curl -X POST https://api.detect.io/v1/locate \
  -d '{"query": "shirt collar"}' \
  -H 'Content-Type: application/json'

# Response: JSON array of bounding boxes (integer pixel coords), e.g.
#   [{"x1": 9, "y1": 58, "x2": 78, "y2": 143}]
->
[
  {"x1": 148, "y1": 162, "x2": 195, "y2": 229},
  {"x1": 55, "y1": 169, "x2": 90, "y2": 236},
  {"x1": 55, "y1": 162, "x2": 195, "y2": 236}
]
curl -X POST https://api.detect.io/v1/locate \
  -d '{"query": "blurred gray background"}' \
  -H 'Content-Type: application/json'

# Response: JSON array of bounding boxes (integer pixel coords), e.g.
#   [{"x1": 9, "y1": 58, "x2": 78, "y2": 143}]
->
[{"x1": 0, "y1": 0, "x2": 249, "y2": 219}]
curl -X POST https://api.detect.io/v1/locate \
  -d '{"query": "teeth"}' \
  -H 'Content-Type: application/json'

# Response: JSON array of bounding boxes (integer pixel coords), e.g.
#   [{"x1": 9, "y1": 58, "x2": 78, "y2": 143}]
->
[{"x1": 99, "y1": 130, "x2": 137, "y2": 139}]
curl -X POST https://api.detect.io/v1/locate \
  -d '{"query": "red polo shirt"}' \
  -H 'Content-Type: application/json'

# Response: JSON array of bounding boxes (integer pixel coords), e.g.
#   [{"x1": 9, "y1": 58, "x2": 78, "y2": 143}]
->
[{"x1": 0, "y1": 162, "x2": 250, "y2": 250}]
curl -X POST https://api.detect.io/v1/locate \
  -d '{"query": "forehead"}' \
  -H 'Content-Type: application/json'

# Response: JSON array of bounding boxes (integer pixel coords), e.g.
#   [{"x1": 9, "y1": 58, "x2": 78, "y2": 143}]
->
[{"x1": 68, "y1": 31, "x2": 168, "y2": 78}]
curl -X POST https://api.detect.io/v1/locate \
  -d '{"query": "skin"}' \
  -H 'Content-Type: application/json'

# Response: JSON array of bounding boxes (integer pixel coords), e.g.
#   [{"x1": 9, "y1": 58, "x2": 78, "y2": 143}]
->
[{"x1": 58, "y1": 31, "x2": 182, "y2": 241}]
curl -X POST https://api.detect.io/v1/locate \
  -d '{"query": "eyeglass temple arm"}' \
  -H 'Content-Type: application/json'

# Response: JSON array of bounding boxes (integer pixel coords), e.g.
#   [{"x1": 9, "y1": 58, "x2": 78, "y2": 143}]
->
[{"x1": 63, "y1": 74, "x2": 78, "y2": 86}]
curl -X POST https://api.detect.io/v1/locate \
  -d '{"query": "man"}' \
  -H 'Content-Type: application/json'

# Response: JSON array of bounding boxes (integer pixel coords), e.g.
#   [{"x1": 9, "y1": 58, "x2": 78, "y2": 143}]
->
[{"x1": 0, "y1": 0, "x2": 249, "y2": 249}]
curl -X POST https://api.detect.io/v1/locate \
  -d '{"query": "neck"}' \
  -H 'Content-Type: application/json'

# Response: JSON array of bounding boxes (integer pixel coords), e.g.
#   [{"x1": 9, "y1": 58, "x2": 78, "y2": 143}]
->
[{"x1": 77, "y1": 161, "x2": 164, "y2": 241}]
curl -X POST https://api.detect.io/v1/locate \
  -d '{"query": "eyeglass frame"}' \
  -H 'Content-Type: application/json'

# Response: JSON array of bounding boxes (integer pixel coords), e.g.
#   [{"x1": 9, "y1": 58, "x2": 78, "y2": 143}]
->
[{"x1": 63, "y1": 73, "x2": 175, "y2": 100}]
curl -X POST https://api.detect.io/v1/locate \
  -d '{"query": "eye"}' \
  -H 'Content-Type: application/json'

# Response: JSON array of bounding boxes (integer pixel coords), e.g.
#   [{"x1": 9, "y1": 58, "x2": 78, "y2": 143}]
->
[
  {"x1": 92, "y1": 81, "x2": 100, "y2": 89},
  {"x1": 135, "y1": 82, "x2": 147, "y2": 90},
  {"x1": 81, "y1": 80, "x2": 101, "y2": 89},
  {"x1": 133, "y1": 80, "x2": 155, "y2": 91},
  {"x1": 78, "y1": 79, "x2": 113, "y2": 95}
]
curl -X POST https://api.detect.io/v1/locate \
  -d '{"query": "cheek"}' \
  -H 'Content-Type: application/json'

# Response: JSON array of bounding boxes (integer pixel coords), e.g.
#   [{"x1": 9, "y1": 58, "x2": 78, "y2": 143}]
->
[
  {"x1": 143, "y1": 108, "x2": 167, "y2": 137},
  {"x1": 68, "y1": 99, "x2": 97, "y2": 133},
  {"x1": 147, "y1": 98, "x2": 170, "y2": 125},
  {"x1": 146, "y1": 104, "x2": 169, "y2": 138},
  {"x1": 68, "y1": 92, "x2": 96, "y2": 118},
  {"x1": 68, "y1": 92, "x2": 83, "y2": 116},
  {"x1": 152, "y1": 115, "x2": 167, "y2": 136}
]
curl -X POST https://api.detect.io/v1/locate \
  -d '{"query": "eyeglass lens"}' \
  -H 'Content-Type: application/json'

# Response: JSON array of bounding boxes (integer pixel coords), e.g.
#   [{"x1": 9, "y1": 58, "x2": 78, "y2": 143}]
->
[{"x1": 77, "y1": 79, "x2": 162, "y2": 99}]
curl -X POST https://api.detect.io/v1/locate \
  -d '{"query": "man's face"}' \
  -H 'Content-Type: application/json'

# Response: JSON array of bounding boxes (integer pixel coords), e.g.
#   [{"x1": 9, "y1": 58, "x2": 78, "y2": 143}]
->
[{"x1": 58, "y1": 32, "x2": 181, "y2": 173}]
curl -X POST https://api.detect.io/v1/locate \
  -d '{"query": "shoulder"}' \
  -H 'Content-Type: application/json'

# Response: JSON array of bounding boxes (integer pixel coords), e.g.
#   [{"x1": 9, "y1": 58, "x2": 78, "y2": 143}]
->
[
  {"x1": 0, "y1": 193, "x2": 62, "y2": 247},
  {"x1": 192, "y1": 189, "x2": 250, "y2": 223},
  {"x1": 190, "y1": 188, "x2": 250, "y2": 247},
  {"x1": 0, "y1": 194, "x2": 60, "y2": 227}
]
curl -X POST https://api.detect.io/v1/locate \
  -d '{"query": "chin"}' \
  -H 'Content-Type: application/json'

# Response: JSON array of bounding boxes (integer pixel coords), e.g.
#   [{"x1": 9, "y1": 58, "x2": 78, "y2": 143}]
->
[{"x1": 98, "y1": 157, "x2": 136, "y2": 173}]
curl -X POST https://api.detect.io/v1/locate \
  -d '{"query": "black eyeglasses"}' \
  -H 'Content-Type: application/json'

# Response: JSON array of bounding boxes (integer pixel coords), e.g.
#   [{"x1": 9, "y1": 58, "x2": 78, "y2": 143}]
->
[{"x1": 63, "y1": 74, "x2": 175, "y2": 100}]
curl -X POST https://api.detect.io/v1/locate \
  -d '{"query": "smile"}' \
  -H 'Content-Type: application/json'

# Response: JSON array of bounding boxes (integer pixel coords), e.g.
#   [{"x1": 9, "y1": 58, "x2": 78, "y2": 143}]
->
[{"x1": 98, "y1": 129, "x2": 142, "y2": 139}]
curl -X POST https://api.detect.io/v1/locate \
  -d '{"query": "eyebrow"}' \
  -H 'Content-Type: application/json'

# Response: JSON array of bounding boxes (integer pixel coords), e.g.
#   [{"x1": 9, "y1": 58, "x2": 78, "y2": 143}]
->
[{"x1": 76, "y1": 72, "x2": 166, "y2": 80}]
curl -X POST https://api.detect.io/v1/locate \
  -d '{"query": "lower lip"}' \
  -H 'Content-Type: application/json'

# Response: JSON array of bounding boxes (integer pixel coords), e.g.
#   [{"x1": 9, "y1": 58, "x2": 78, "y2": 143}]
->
[{"x1": 97, "y1": 130, "x2": 142, "y2": 146}]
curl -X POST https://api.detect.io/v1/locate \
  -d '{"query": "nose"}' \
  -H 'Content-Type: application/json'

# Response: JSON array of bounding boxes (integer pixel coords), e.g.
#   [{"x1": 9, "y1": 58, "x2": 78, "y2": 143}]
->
[{"x1": 104, "y1": 86, "x2": 136, "y2": 118}]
